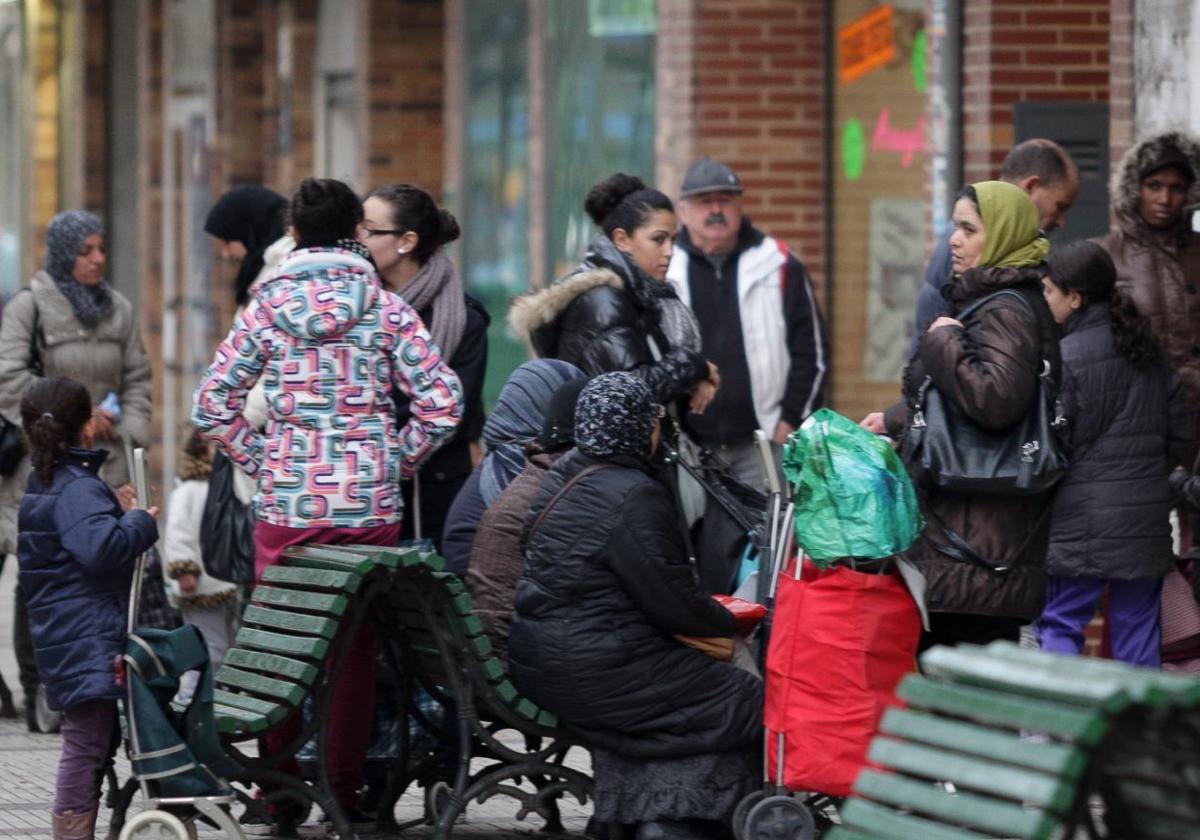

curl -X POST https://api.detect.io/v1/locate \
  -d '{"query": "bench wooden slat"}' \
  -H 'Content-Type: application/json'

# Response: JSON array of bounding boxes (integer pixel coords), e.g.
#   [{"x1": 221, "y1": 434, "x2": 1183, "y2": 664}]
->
[
  {"x1": 1111, "y1": 778, "x2": 1198, "y2": 821},
  {"x1": 223, "y1": 649, "x2": 319, "y2": 684},
  {"x1": 260, "y1": 565, "x2": 362, "y2": 594},
  {"x1": 822, "y1": 830, "x2": 877, "y2": 840},
  {"x1": 868, "y1": 737, "x2": 1076, "y2": 812},
  {"x1": 234, "y1": 627, "x2": 330, "y2": 660},
  {"x1": 241, "y1": 605, "x2": 339, "y2": 639},
  {"x1": 880, "y1": 708, "x2": 1085, "y2": 779},
  {"x1": 216, "y1": 665, "x2": 307, "y2": 706},
  {"x1": 282, "y1": 545, "x2": 379, "y2": 575},
  {"x1": 921, "y1": 646, "x2": 1137, "y2": 713},
  {"x1": 214, "y1": 703, "x2": 271, "y2": 735},
  {"x1": 854, "y1": 770, "x2": 1059, "y2": 840},
  {"x1": 898, "y1": 675, "x2": 1108, "y2": 744},
  {"x1": 251, "y1": 585, "x2": 349, "y2": 616},
  {"x1": 213, "y1": 688, "x2": 289, "y2": 724},
  {"x1": 840, "y1": 798, "x2": 995, "y2": 840}
]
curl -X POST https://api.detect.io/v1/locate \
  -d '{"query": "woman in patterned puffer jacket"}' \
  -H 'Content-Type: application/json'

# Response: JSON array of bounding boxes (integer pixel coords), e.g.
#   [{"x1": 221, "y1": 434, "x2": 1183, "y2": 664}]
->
[{"x1": 192, "y1": 177, "x2": 462, "y2": 828}]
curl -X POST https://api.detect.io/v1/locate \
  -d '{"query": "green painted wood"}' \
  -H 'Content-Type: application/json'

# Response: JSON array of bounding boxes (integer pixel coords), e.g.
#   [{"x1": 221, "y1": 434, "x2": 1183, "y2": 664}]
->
[
  {"x1": 450, "y1": 592, "x2": 476, "y2": 617},
  {"x1": 251, "y1": 585, "x2": 349, "y2": 616},
  {"x1": 480, "y1": 657, "x2": 506, "y2": 682},
  {"x1": 468, "y1": 633, "x2": 494, "y2": 659},
  {"x1": 982, "y1": 642, "x2": 1200, "y2": 708},
  {"x1": 880, "y1": 708, "x2": 1085, "y2": 779},
  {"x1": 822, "y1": 830, "x2": 876, "y2": 840},
  {"x1": 260, "y1": 565, "x2": 361, "y2": 593},
  {"x1": 460, "y1": 613, "x2": 486, "y2": 637},
  {"x1": 1133, "y1": 810, "x2": 1200, "y2": 839},
  {"x1": 282, "y1": 545, "x2": 378, "y2": 575},
  {"x1": 535, "y1": 710, "x2": 558, "y2": 728},
  {"x1": 241, "y1": 605, "x2": 339, "y2": 639},
  {"x1": 1112, "y1": 778, "x2": 1198, "y2": 821},
  {"x1": 868, "y1": 737, "x2": 1076, "y2": 813},
  {"x1": 216, "y1": 665, "x2": 307, "y2": 706},
  {"x1": 840, "y1": 798, "x2": 995, "y2": 840},
  {"x1": 514, "y1": 697, "x2": 539, "y2": 720},
  {"x1": 223, "y1": 649, "x2": 318, "y2": 685},
  {"x1": 213, "y1": 688, "x2": 288, "y2": 725},
  {"x1": 214, "y1": 704, "x2": 270, "y2": 735},
  {"x1": 235, "y1": 627, "x2": 330, "y2": 660},
  {"x1": 854, "y1": 770, "x2": 1059, "y2": 840},
  {"x1": 898, "y1": 675, "x2": 1107, "y2": 744},
  {"x1": 493, "y1": 680, "x2": 519, "y2": 704},
  {"x1": 921, "y1": 646, "x2": 1136, "y2": 714}
]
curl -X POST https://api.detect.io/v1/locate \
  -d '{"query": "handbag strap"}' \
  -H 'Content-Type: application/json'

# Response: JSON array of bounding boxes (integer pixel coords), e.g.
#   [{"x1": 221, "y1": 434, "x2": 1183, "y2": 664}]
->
[
  {"x1": 923, "y1": 504, "x2": 1052, "y2": 574},
  {"x1": 526, "y1": 463, "x2": 618, "y2": 541}
]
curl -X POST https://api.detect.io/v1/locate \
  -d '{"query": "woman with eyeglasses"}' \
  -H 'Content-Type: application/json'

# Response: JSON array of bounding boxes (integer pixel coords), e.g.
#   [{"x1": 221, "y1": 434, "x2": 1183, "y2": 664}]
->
[{"x1": 361, "y1": 185, "x2": 489, "y2": 550}]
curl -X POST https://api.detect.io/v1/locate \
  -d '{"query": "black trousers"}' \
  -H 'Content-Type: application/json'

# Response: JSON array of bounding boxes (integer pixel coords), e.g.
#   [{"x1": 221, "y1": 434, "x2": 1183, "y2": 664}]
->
[
  {"x1": 918, "y1": 611, "x2": 1022, "y2": 656},
  {"x1": 13, "y1": 584, "x2": 40, "y2": 701}
]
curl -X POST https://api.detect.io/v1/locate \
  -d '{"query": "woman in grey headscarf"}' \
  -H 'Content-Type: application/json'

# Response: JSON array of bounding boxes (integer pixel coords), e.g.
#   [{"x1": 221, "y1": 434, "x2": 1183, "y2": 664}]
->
[
  {"x1": 510, "y1": 373, "x2": 760, "y2": 840},
  {"x1": 0, "y1": 209, "x2": 152, "y2": 728}
]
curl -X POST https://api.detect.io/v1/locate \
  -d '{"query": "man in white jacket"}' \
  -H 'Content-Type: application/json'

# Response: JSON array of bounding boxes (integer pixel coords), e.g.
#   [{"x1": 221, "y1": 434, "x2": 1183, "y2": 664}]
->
[{"x1": 668, "y1": 158, "x2": 829, "y2": 487}]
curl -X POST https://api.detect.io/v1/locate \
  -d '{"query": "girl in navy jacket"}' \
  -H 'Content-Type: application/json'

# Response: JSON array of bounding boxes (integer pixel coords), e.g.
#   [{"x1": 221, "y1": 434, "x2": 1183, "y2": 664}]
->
[{"x1": 17, "y1": 376, "x2": 158, "y2": 839}]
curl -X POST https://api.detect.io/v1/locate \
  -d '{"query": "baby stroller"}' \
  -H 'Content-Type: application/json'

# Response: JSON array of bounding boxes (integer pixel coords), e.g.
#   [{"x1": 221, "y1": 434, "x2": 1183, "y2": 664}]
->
[
  {"x1": 732, "y1": 411, "x2": 924, "y2": 839},
  {"x1": 110, "y1": 448, "x2": 245, "y2": 840}
]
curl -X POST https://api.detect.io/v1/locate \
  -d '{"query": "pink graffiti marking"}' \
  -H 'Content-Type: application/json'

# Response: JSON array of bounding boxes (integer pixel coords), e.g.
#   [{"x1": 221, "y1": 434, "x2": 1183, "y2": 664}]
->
[{"x1": 871, "y1": 107, "x2": 926, "y2": 168}]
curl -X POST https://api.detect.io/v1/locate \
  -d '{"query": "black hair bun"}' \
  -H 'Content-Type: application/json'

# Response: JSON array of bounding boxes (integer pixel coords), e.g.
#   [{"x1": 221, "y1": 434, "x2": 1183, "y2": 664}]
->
[
  {"x1": 437, "y1": 208, "x2": 462, "y2": 247},
  {"x1": 584, "y1": 173, "x2": 647, "y2": 227}
]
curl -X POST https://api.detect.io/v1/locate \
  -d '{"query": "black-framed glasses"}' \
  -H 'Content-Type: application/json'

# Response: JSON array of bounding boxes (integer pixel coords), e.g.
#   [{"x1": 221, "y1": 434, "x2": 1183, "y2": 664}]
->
[{"x1": 361, "y1": 227, "x2": 406, "y2": 238}]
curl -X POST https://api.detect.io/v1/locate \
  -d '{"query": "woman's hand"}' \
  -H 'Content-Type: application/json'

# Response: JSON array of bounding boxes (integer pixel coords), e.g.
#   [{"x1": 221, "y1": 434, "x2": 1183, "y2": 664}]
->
[
  {"x1": 706, "y1": 361, "x2": 721, "y2": 390},
  {"x1": 927, "y1": 316, "x2": 963, "y2": 333},
  {"x1": 689, "y1": 380, "x2": 717, "y2": 415},
  {"x1": 860, "y1": 412, "x2": 887, "y2": 434},
  {"x1": 116, "y1": 484, "x2": 158, "y2": 517},
  {"x1": 92, "y1": 407, "x2": 119, "y2": 440}
]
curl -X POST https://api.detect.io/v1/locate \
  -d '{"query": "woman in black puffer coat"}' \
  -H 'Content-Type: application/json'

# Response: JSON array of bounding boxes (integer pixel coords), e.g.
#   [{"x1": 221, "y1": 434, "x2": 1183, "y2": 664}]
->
[
  {"x1": 1036, "y1": 241, "x2": 1192, "y2": 665},
  {"x1": 508, "y1": 174, "x2": 719, "y2": 414},
  {"x1": 509, "y1": 373, "x2": 760, "y2": 840}
]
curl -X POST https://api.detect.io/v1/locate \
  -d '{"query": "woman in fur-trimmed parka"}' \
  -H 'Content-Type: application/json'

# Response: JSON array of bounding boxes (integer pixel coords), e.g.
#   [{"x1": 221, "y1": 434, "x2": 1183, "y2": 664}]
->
[
  {"x1": 508, "y1": 174, "x2": 719, "y2": 410},
  {"x1": 1095, "y1": 131, "x2": 1200, "y2": 442}
]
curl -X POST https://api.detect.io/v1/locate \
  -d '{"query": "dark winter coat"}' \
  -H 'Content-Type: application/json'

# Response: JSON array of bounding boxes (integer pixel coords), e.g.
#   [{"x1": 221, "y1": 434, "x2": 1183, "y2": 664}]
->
[
  {"x1": 466, "y1": 448, "x2": 559, "y2": 661},
  {"x1": 17, "y1": 448, "x2": 158, "y2": 710},
  {"x1": 508, "y1": 448, "x2": 762, "y2": 759},
  {"x1": 1095, "y1": 132, "x2": 1200, "y2": 445},
  {"x1": 397, "y1": 295, "x2": 490, "y2": 548},
  {"x1": 1047, "y1": 304, "x2": 1192, "y2": 579},
  {"x1": 507, "y1": 237, "x2": 708, "y2": 404},
  {"x1": 440, "y1": 467, "x2": 485, "y2": 576},
  {"x1": 884, "y1": 266, "x2": 1061, "y2": 621}
]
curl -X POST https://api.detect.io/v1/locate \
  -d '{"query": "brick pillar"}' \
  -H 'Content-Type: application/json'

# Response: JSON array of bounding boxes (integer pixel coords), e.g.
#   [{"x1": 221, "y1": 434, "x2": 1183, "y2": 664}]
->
[
  {"x1": 692, "y1": 0, "x2": 827, "y2": 298},
  {"x1": 1109, "y1": 0, "x2": 1134, "y2": 166},
  {"x1": 961, "y1": 0, "x2": 1111, "y2": 184},
  {"x1": 655, "y1": 0, "x2": 697, "y2": 200}
]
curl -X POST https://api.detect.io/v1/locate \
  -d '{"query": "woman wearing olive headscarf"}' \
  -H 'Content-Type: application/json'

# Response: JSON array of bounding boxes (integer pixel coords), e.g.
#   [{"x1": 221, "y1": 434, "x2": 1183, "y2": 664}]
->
[
  {"x1": 0, "y1": 209, "x2": 152, "y2": 727},
  {"x1": 862, "y1": 181, "x2": 1061, "y2": 649},
  {"x1": 510, "y1": 373, "x2": 760, "y2": 839}
]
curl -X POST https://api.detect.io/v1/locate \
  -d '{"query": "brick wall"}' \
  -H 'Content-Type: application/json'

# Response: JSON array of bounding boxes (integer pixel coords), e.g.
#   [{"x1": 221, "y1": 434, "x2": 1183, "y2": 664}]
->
[
  {"x1": 1108, "y1": 0, "x2": 1134, "y2": 166},
  {"x1": 83, "y1": 0, "x2": 108, "y2": 216},
  {"x1": 364, "y1": 0, "x2": 445, "y2": 195},
  {"x1": 691, "y1": 0, "x2": 827, "y2": 297},
  {"x1": 962, "y1": 0, "x2": 1110, "y2": 183},
  {"x1": 216, "y1": 0, "x2": 269, "y2": 188},
  {"x1": 655, "y1": 0, "x2": 698, "y2": 202}
]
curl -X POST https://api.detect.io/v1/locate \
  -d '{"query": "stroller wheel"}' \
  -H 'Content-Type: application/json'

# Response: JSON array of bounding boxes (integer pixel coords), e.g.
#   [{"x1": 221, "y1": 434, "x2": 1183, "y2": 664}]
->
[
  {"x1": 745, "y1": 795, "x2": 815, "y2": 840},
  {"x1": 34, "y1": 685, "x2": 60, "y2": 734},
  {"x1": 732, "y1": 790, "x2": 766, "y2": 840},
  {"x1": 117, "y1": 809, "x2": 193, "y2": 840}
]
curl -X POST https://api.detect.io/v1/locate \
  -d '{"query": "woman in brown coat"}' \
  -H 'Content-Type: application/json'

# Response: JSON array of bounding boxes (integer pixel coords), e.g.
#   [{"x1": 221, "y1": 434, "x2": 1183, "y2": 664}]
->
[{"x1": 862, "y1": 181, "x2": 1060, "y2": 648}]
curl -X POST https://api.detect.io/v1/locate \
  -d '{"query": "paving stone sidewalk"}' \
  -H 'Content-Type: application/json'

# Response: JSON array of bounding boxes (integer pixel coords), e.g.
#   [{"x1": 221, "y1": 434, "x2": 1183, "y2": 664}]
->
[{"x1": 0, "y1": 559, "x2": 592, "y2": 839}]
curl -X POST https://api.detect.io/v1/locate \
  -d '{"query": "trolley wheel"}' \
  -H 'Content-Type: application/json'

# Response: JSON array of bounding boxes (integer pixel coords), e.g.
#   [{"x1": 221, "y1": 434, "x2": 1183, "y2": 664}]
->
[
  {"x1": 34, "y1": 685, "x2": 60, "y2": 734},
  {"x1": 745, "y1": 795, "x2": 816, "y2": 840},
  {"x1": 117, "y1": 810, "x2": 192, "y2": 840},
  {"x1": 732, "y1": 790, "x2": 767, "y2": 840},
  {"x1": 424, "y1": 780, "x2": 451, "y2": 824}
]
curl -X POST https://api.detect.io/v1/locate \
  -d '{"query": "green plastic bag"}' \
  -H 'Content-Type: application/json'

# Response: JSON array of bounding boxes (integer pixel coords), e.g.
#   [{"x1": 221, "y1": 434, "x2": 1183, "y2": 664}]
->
[{"x1": 782, "y1": 408, "x2": 924, "y2": 567}]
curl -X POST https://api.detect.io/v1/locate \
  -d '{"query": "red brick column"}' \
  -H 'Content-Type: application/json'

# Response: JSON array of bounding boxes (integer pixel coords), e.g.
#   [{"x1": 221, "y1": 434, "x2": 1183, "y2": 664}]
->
[{"x1": 1108, "y1": 0, "x2": 1135, "y2": 170}]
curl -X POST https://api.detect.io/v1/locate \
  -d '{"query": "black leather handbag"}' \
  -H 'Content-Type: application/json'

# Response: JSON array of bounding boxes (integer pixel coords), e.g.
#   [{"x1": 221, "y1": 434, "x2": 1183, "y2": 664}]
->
[
  {"x1": 198, "y1": 452, "x2": 257, "y2": 583},
  {"x1": 904, "y1": 289, "x2": 1068, "y2": 497}
]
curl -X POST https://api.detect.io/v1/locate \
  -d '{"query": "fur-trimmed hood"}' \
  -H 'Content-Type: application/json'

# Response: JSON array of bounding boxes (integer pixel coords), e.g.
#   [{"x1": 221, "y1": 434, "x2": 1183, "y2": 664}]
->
[
  {"x1": 507, "y1": 266, "x2": 624, "y2": 348},
  {"x1": 1111, "y1": 131, "x2": 1200, "y2": 217}
]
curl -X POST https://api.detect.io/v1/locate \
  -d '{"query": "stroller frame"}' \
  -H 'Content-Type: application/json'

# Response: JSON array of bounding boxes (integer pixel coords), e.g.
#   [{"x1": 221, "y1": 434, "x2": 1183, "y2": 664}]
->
[{"x1": 113, "y1": 447, "x2": 245, "y2": 840}]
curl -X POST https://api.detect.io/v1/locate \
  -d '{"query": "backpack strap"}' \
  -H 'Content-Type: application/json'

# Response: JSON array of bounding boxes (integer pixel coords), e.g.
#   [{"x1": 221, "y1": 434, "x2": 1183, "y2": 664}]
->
[{"x1": 526, "y1": 462, "x2": 619, "y2": 541}]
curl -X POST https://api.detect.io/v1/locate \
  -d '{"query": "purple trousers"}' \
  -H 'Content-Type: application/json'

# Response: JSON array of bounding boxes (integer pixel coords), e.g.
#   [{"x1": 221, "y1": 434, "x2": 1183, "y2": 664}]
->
[
  {"x1": 55, "y1": 699, "x2": 120, "y2": 815},
  {"x1": 1036, "y1": 575, "x2": 1163, "y2": 667}
]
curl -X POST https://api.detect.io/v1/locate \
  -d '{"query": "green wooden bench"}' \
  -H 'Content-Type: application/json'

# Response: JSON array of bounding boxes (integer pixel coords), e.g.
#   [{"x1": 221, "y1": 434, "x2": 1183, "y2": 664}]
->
[
  {"x1": 347, "y1": 546, "x2": 592, "y2": 839},
  {"x1": 824, "y1": 641, "x2": 1200, "y2": 840},
  {"x1": 212, "y1": 544, "x2": 401, "y2": 839}
]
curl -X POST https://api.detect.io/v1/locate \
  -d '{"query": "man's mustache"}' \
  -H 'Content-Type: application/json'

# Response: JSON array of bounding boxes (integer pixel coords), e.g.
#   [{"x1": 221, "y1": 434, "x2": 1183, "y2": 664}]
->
[{"x1": 704, "y1": 213, "x2": 728, "y2": 226}]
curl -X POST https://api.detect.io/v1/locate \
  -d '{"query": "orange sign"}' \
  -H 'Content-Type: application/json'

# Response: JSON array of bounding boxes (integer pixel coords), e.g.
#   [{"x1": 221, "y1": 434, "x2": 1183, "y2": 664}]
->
[{"x1": 839, "y1": 5, "x2": 896, "y2": 86}]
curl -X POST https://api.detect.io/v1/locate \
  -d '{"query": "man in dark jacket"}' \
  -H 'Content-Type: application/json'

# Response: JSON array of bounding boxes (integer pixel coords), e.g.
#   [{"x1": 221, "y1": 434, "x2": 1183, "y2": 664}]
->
[
  {"x1": 668, "y1": 159, "x2": 828, "y2": 485},
  {"x1": 509, "y1": 373, "x2": 760, "y2": 838},
  {"x1": 912, "y1": 139, "x2": 1079, "y2": 353}
]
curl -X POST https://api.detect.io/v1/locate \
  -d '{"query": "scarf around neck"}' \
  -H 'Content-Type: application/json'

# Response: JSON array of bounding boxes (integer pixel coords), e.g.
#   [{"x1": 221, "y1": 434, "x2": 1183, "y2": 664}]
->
[
  {"x1": 394, "y1": 250, "x2": 467, "y2": 361},
  {"x1": 44, "y1": 210, "x2": 114, "y2": 327}
]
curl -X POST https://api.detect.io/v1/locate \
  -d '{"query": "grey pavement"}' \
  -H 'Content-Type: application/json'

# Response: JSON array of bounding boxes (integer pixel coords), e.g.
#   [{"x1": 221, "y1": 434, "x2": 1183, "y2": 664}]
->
[{"x1": 0, "y1": 557, "x2": 593, "y2": 839}]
